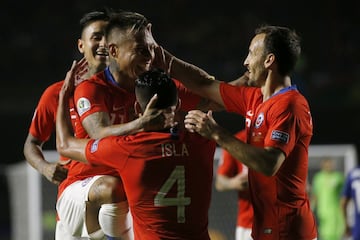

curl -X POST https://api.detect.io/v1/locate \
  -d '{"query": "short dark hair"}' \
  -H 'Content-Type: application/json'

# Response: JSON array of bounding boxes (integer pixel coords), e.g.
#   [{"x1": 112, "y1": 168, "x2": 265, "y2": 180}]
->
[
  {"x1": 255, "y1": 25, "x2": 301, "y2": 76},
  {"x1": 105, "y1": 10, "x2": 149, "y2": 41},
  {"x1": 79, "y1": 9, "x2": 110, "y2": 36},
  {"x1": 135, "y1": 68, "x2": 178, "y2": 111}
]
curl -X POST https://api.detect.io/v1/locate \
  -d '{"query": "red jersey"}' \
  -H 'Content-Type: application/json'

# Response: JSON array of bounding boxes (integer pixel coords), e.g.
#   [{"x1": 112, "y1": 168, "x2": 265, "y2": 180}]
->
[
  {"x1": 59, "y1": 70, "x2": 130, "y2": 197},
  {"x1": 220, "y1": 83, "x2": 317, "y2": 240},
  {"x1": 85, "y1": 129, "x2": 216, "y2": 240},
  {"x1": 59, "y1": 67, "x2": 202, "y2": 198},
  {"x1": 28, "y1": 80, "x2": 78, "y2": 163},
  {"x1": 217, "y1": 130, "x2": 253, "y2": 229}
]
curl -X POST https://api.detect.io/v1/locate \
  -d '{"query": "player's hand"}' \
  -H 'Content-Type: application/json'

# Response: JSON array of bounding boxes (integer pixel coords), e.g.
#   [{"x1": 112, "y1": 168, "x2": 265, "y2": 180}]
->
[
  {"x1": 231, "y1": 172, "x2": 249, "y2": 191},
  {"x1": 184, "y1": 110, "x2": 219, "y2": 139},
  {"x1": 42, "y1": 162, "x2": 68, "y2": 185},
  {"x1": 152, "y1": 45, "x2": 167, "y2": 71},
  {"x1": 74, "y1": 57, "x2": 89, "y2": 85},
  {"x1": 61, "y1": 58, "x2": 88, "y2": 97},
  {"x1": 140, "y1": 94, "x2": 177, "y2": 131}
]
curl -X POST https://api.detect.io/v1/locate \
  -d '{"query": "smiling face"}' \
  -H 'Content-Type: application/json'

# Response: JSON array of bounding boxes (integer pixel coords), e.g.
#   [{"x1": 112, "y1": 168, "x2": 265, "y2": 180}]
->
[
  {"x1": 243, "y1": 33, "x2": 269, "y2": 87},
  {"x1": 108, "y1": 24, "x2": 156, "y2": 80},
  {"x1": 78, "y1": 20, "x2": 109, "y2": 74}
]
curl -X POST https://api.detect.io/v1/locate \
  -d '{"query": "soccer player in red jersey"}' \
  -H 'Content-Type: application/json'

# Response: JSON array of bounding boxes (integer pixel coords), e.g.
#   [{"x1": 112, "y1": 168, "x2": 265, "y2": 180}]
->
[
  {"x1": 216, "y1": 130, "x2": 253, "y2": 240},
  {"x1": 56, "y1": 66, "x2": 216, "y2": 240},
  {"x1": 23, "y1": 10, "x2": 133, "y2": 240},
  {"x1": 158, "y1": 25, "x2": 318, "y2": 239}
]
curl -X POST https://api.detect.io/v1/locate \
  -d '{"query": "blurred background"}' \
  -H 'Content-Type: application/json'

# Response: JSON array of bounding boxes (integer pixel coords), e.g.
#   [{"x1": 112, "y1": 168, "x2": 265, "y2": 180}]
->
[{"x1": 1, "y1": 0, "x2": 360, "y2": 239}]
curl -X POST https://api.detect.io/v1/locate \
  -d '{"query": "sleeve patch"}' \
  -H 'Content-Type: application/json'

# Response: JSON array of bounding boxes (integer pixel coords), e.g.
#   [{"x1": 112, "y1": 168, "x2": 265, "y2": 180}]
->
[
  {"x1": 77, "y1": 97, "x2": 91, "y2": 116},
  {"x1": 270, "y1": 130, "x2": 289, "y2": 143},
  {"x1": 90, "y1": 139, "x2": 100, "y2": 153}
]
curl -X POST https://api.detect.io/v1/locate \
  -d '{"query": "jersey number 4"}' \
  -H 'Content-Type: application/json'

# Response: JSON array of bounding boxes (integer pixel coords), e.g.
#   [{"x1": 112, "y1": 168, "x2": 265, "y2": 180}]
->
[{"x1": 154, "y1": 165, "x2": 191, "y2": 223}]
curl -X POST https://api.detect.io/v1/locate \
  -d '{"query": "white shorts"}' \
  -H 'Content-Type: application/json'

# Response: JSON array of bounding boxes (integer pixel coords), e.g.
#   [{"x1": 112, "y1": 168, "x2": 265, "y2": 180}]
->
[
  {"x1": 236, "y1": 226, "x2": 253, "y2": 240},
  {"x1": 56, "y1": 175, "x2": 103, "y2": 239}
]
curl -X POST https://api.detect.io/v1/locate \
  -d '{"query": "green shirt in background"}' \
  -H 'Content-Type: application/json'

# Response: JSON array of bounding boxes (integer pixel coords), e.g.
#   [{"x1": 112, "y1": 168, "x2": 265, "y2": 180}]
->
[{"x1": 312, "y1": 170, "x2": 345, "y2": 240}]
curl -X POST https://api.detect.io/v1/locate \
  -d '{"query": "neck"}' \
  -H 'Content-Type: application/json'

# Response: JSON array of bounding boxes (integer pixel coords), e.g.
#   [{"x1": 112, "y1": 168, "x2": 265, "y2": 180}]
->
[
  {"x1": 261, "y1": 73, "x2": 292, "y2": 101},
  {"x1": 85, "y1": 63, "x2": 107, "y2": 79},
  {"x1": 108, "y1": 63, "x2": 135, "y2": 92}
]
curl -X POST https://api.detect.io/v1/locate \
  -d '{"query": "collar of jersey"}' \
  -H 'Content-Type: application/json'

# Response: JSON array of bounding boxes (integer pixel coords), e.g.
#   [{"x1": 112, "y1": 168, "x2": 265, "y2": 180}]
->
[
  {"x1": 104, "y1": 66, "x2": 121, "y2": 87},
  {"x1": 271, "y1": 84, "x2": 298, "y2": 98}
]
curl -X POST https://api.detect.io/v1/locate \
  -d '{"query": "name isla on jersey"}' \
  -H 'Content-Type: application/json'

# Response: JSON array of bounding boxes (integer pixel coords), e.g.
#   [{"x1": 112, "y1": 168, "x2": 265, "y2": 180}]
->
[{"x1": 161, "y1": 143, "x2": 189, "y2": 157}]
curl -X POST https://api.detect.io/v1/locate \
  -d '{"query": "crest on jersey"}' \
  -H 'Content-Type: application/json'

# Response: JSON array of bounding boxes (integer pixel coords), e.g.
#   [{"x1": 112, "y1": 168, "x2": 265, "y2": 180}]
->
[
  {"x1": 77, "y1": 97, "x2": 91, "y2": 116},
  {"x1": 255, "y1": 112, "x2": 264, "y2": 128}
]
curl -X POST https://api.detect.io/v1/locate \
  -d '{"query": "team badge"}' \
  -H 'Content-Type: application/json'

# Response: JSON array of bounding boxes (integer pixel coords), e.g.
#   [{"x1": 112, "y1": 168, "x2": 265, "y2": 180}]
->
[
  {"x1": 77, "y1": 97, "x2": 91, "y2": 116},
  {"x1": 255, "y1": 112, "x2": 264, "y2": 128}
]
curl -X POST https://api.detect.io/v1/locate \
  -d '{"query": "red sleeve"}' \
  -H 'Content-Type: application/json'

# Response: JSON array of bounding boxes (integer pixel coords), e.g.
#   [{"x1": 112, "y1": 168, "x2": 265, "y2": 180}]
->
[
  {"x1": 220, "y1": 82, "x2": 261, "y2": 117},
  {"x1": 29, "y1": 81, "x2": 63, "y2": 141},
  {"x1": 85, "y1": 137, "x2": 128, "y2": 170},
  {"x1": 264, "y1": 93, "x2": 312, "y2": 156},
  {"x1": 217, "y1": 149, "x2": 237, "y2": 177},
  {"x1": 74, "y1": 80, "x2": 109, "y2": 122},
  {"x1": 217, "y1": 130, "x2": 246, "y2": 176},
  {"x1": 173, "y1": 79, "x2": 201, "y2": 111}
]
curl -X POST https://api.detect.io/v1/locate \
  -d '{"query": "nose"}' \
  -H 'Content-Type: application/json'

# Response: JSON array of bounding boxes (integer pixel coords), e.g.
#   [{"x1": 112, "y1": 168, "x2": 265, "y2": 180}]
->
[
  {"x1": 142, "y1": 47, "x2": 154, "y2": 60},
  {"x1": 99, "y1": 36, "x2": 107, "y2": 47},
  {"x1": 243, "y1": 55, "x2": 249, "y2": 67}
]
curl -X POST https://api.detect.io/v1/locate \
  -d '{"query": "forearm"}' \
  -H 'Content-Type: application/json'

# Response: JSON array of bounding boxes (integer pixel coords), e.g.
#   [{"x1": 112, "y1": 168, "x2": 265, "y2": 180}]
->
[
  {"x1": 56, "y1": 92, "x2": 73, "y2": 152},
  {"x1": 211, "y1": 127, "x2": 281, "y2": 176},
  {"x1": 23, "y1": 138, "x2": 48, "y2": 174},
  {"x1": 56, "y1": 92, "x2": 88, "y2": 163},
  {"x1": 99, "y1": 118, "x2": 145, "y2": 137},
  {"x1": 164, "y1": 50, "x2": 220, "y2": 98},
  {"x1": 85, "y1": 109, "x2": 166, "y2": 138}
]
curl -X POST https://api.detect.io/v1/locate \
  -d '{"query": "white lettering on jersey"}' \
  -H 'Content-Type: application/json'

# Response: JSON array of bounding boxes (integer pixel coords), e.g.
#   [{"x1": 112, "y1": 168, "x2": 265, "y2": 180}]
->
[
  {"x1": 161, "y1": 143, "x2": 189, "y2": 157},
  {"x1": 245, "y1": 110, "x2": 254, "y2": 128}
]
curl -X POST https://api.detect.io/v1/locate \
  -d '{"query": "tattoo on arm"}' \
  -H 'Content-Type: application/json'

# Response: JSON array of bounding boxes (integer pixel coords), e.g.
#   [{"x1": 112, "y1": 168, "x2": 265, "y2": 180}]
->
[{"x1": 82, "y1": 112, "x2": 111, "y2": 139}]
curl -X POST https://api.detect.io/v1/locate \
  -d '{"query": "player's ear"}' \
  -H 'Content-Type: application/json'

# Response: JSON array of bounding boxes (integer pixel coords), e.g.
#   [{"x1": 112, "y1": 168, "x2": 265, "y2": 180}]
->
[
  {"x1": 264, "y1": 53, "x2": 275, "y2": 68},
  {"x1": 108, "y1": 44, "x2": 118, "y2": 58},
  {"x1": 78, "y1": 39, "x2": 84, "y2": 54},
  {"x1": 146, "y1": 23, "x2": 152, "y2": 32},
  {"x1": 134, "y1": 101, "x2": 142, "y2": 116}
]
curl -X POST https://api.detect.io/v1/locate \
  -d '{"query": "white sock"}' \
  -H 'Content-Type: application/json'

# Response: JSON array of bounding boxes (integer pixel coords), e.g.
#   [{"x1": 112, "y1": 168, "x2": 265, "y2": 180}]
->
[
  {"x1": 88, "y1": 228, "x2": 105, "y2": 240},
  {"x1": 98, "y1": 202, "x2": 134, "y2": 240}
]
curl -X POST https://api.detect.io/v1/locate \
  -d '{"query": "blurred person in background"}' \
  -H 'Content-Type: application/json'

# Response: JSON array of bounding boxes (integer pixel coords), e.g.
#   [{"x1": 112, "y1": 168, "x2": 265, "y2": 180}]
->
[
  {"x1": 341, "y1": 155, "x2": 360, "y2": 240},
  {"x1": 311, "y1": 158, "x2": 345, "y2": 240}
]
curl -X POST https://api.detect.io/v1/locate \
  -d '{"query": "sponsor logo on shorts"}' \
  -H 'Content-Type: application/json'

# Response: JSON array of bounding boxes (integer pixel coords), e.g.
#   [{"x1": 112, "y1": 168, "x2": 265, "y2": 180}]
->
[
  {"x1": 81, "y1": 177, "x2": 94, "y2": 187},
  {"x1": 271, "y1": 130, "x2": 289, "y2": 143}
]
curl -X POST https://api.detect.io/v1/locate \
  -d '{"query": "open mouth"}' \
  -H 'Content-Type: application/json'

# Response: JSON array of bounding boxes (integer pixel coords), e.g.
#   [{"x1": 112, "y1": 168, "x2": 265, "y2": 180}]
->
[
  {"x1": 96, "y1": 48, "x2": 109, "y2": 57},
  {"x1": 96, "y1": 52, "x2": 109, "y2": 57}
]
